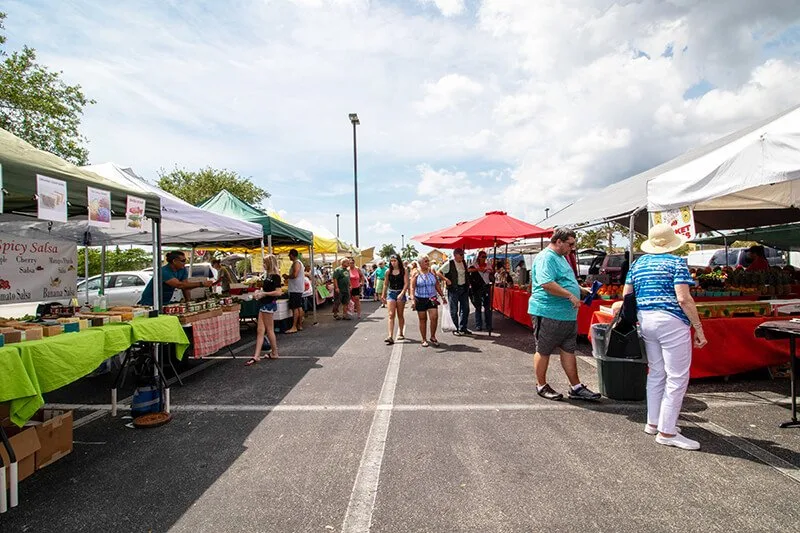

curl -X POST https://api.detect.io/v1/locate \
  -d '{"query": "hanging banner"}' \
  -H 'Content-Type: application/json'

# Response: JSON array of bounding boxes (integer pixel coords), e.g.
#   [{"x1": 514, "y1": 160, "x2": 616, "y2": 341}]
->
[
  {"x1": 650, "y1": 206, "x2": 696, "y2": 240},
  {"x1": 37, "y1": 174, "x2": 68, "y2": 223},
  {"x1": 0, "y1": 236, "x2": 78, "y2": 303},
  {"x1": 87, "y1": 187, "x2": 112, "y2": 228},
  {"x1": 126, "y1": 195, "x2": 146, "y2": 229}
]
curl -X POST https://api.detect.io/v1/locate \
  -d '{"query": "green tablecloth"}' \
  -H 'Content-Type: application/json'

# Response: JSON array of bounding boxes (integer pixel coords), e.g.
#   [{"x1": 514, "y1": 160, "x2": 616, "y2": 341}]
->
[
  {"x1": 3, "y1": 315, "x2": 190, "y2": 427},
  {"x1": 0, "y1": 345, "x2": 40, "y2": 425},
  {"x1": 128, "y1": 316, "x2": 189, "y2": 360}
]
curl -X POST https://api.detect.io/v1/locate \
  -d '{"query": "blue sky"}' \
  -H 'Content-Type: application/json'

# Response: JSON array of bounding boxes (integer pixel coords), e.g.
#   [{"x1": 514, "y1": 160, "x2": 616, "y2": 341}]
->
[{"x1": 3, "y1": 0, "x2": 800, "y2": 253}]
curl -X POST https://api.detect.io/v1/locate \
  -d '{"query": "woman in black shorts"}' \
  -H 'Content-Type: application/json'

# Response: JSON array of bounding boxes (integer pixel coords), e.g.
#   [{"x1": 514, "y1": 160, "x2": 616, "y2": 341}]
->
[
  {"x1": 381, "y1": 254, "x2": 409, "y2": 344},
  {"x1": 410, "y1": 256, "x2": 447, "y2": 347},
  {"x1": 246, "y1": 254, "x2": 283, "y2": 365}
]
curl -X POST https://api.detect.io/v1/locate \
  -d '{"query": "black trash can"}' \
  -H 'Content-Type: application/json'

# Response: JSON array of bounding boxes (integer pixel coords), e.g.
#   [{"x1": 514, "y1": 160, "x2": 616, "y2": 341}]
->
[{"x1": 591, "y1": 323, "x2": 647, "y2": 401}]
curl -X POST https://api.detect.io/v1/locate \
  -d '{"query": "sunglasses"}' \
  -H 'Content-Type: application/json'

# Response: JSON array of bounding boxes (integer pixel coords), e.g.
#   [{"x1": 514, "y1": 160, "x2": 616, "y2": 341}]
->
[{"x1": 175, "y1": 258, "x2": 187, "y2": 263}]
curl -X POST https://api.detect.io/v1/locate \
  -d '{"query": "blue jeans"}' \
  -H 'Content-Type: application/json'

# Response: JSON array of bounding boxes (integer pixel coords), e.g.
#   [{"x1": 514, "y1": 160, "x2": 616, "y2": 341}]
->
[
  {"x1": 473, "y1": 289, "x2": 492, "y2": 331},
  {"x1": 448, "y1": 285, "x2": 470, "y2": 332}
]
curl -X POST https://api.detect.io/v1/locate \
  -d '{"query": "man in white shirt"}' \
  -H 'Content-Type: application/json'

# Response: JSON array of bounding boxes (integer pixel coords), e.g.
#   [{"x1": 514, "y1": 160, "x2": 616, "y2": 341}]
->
[{"x1": 438, "y1": 248, "x2": 471, "y2": 335}]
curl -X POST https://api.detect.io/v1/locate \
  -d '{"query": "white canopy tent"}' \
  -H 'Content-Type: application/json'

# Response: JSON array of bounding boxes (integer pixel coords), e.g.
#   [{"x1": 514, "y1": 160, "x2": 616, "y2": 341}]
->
[
  {"x1": 648, "y1": 132, "x2": 800, "y2": 214},
  {"x1": 84, "y1": 163, "x2": 264, "y2": 245},
  {"x1": 544, "y1": 103, "x2": 800, "y2": 234}
]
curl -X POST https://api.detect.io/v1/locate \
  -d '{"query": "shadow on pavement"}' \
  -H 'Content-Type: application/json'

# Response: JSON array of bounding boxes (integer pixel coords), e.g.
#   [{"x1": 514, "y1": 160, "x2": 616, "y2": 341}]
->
[{"x1": 2, "y1": 302, "x2": 365, "y2": 532}]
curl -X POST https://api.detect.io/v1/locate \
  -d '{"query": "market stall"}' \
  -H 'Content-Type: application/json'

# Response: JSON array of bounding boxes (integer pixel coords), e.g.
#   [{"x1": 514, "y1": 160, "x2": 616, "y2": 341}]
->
[{"x1": 590, "y1": 306, "x2": 795, "y2": 378}]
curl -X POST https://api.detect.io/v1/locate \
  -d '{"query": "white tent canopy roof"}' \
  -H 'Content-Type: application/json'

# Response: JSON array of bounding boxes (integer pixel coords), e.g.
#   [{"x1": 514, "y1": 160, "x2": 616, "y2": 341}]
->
[
  {"x1": 647, "y1": 132, "x2": 800, "y2": 212},
  {"x1": 544, "y1": 103, "x2": 800, "y2": 232},
  {"x1": 83, "y1": 163, "x2": 264, "y2": 245}
]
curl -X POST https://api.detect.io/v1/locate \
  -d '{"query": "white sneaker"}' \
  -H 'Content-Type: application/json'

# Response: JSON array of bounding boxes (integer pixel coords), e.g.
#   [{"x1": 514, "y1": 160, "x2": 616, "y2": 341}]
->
[
  {"x1": 655, "y1": 433, "x2": 700, "y2": 451},
  {"x1": 644, "y1": 424, "x2": 681, "y2": 435}
]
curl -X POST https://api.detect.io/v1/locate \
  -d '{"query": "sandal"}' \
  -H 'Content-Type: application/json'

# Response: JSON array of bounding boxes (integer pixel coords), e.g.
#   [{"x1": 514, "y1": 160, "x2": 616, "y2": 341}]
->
[
  {"x1": 245, "y1": 357, "x2": 261, "y2": 366},
  {"x1": 397, "y1": 334, "x2": 405, "y2": 340},
  {"x1": 385, "y1": 337, "x2": 394, "y2": 345},
  {"x1": 430, "y1": 338, "x2": 439, "y2": 347},
  {"x1": 421, "y1": 341, "x2": 429, "y2": 347},
  {"x1": 268, "y1": 352, "x2": 279, "y2": 359}
]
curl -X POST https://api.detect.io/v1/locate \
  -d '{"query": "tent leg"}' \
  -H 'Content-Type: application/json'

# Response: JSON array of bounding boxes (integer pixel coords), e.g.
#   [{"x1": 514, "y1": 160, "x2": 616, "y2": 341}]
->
[
  {"x1": 84, "y1": 247, "x2": 90, "y2": 306},
  {"x1": 310, "y1": 244, "x2": 318, "y2": 325},
  {"x1": 490, "y1": 238, "x2": 498, "y2": 337},
  {"x1": 629, "y1": 206, "x2": 645, "y2": 264},
  {"x1": 267, "y1": 235, "x2": 273, "y2": 254},
  {"x1": 189, "y1": 246, "x2": 195, "y2": 276},
  {"x1": 100, "y1": 245, "x2": 106, "y2": 301}
]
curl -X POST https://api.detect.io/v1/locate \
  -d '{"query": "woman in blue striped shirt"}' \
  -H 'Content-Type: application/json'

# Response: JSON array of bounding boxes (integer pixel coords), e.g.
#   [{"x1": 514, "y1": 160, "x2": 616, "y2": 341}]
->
[
  {"x1": 620, "y1": 224, "x2": 707, "y2": 451},
  {"x1": 410, "y1": 256, "x2": 447, "y2": 347}
]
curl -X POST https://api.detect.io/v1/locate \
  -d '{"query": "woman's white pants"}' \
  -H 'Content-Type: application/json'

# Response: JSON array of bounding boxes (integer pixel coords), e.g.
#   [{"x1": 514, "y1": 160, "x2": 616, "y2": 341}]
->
[{"x1": 638, "y1": 310, "x2": 692, "y2": 435}]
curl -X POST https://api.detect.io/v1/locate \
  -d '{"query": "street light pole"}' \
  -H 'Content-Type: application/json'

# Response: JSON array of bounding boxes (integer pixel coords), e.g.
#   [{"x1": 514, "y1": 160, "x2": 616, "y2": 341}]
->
[
  {"x1": 335, "y1": 213, "x2": 340, "y2": 264},
  {"x1": 349, "y1": 113, "x2": 360, "y2": 248},
  {"x1": 545, "y1": 208, "x2": 550, "y2": 219},
  {"x1": 336, "y1": 213, "x2": 340, "y2": 240}
]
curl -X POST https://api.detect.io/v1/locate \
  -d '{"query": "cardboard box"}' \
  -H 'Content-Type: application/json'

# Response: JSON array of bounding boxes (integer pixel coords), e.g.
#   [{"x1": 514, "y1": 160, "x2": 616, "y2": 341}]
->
[
  {"x1": 42, "y1": 325, "x2": 63, "y2": 337},
  {"x1": 3, "y1": 329, "x2": 23, "y2": 343},
  {"x1": 16, "y1": 326, "x2": 42, "y2": 341},
  {"x1": 0, "y1": 421, "x2": 41, "y2": 488},
  {"x1": 28, "y1": 410, "x2": 73, "y2": 469}
]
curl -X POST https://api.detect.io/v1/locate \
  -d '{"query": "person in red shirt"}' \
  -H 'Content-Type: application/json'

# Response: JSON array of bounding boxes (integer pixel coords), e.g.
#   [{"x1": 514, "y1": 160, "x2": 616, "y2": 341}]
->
[{"x1": 746, "y1": 245, "x2": 770, "y2": 272}]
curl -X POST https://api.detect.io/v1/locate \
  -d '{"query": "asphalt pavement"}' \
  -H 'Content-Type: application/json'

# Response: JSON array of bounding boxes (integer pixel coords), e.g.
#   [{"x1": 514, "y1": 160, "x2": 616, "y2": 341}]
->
[{"x1": 3, "y1": 301, "x2": 800, "y2": 532}]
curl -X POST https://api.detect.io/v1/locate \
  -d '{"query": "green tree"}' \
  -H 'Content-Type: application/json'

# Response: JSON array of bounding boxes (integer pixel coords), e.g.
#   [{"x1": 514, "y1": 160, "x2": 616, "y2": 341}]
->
[
  {"x1": 78, "y1": 247, "x2": 153, "y2": 277},
  {"x1": 378, "y1": 243, "x2": 398, "y2": 260},
  {"x1": 401, "y1": 244, "x2": 418, "y2": 262},
  {"x1": 0, "y1": 12, "x2": 95, "y2": 164},
  {"x1": 576, "y1": 228, "x2": 607, "y2": 250},
  {"x1": 157, "y1": 166, "x2": 270, "y2": 206}
]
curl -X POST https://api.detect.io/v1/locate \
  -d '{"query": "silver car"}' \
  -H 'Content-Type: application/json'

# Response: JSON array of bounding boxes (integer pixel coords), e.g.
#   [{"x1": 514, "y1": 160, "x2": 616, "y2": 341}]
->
[{"x1": 76, "y1": 271, "x2": 153, "y2": 307}]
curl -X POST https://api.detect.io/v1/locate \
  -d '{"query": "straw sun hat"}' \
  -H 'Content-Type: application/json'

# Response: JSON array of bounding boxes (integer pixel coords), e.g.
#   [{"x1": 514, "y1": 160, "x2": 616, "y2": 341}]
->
[{"x1": 640, "y1": 223, "x2": 687, "y2": 254}]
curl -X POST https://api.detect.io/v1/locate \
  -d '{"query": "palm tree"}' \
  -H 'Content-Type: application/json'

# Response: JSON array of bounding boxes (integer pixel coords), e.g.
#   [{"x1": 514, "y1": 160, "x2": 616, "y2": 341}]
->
[{"x1": 401, "y1": 244, "x2": 419, "y2": 262}]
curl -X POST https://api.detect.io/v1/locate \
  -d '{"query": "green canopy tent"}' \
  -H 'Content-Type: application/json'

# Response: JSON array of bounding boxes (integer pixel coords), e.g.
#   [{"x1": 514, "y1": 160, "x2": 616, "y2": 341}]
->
[
  {"x1": 198, "y1": 190, "x2": 313, "y2": 247},
  {"x1": 691, "y1": 223, "x2": 800, "y2": 251}
]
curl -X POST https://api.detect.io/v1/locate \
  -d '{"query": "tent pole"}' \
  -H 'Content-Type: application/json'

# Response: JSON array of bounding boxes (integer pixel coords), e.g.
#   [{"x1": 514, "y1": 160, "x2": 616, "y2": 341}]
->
[
  {"x1": 100, "y1": 245, "x2": 106, "y2": 304},
  {"x1": 503, "y1": 242, "x2": 509, "y2": 322},
  {"x1": 267, "y1": 235, "x2": 273, "y2": 254},
  {"x1": 629, "y1": 206, "x2": 646, "y2": 266},
  {"x1": 84, "y1": 247, "x2": 90, "y2": 306},
  {"x1": 490, "y1": 238, "x2": 497, "y2": 337},
  {"x1": 189, "y1": 246, "x2": 195, "y2": 277},
  {"x1": 310, "y1": 242, "x2": 317, "y2": 324}
]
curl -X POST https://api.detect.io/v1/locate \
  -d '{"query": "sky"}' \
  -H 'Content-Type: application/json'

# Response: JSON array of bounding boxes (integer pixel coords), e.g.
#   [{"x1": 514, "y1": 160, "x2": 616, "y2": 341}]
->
[{"x1": 3, "y1": 0, "x2": 800, "y2": 253}]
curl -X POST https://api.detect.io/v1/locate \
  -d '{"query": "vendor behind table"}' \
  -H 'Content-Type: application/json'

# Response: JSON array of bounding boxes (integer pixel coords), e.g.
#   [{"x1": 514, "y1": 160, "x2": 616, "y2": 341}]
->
[{"x1": 139, "y1": 250, "x2": 214, "y2": 306}]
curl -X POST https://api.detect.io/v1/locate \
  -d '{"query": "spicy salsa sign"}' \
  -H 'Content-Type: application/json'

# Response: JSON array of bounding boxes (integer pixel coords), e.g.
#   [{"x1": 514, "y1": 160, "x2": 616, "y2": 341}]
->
[{"x1": 0, "y1": 237, "x2": 78, "y2": 303}]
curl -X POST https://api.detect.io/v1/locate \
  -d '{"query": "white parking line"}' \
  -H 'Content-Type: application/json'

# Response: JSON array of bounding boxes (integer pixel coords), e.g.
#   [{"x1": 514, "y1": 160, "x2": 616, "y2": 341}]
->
[{"x1": 341, "y1": 337, "x2": 403, "y2": 533}]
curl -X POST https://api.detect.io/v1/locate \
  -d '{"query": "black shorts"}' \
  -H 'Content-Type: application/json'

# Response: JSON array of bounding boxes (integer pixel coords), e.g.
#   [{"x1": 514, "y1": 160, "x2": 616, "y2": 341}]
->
[
  {"x1": 288, "y1": 292, "x2": 303, "y2": 310},
  {"x1": 414, "y1": 296, "x2": 439, "y2": 312},
  {"x1": 533, "y1": 316, "x2": 578, "y2": 355},
  {"x1": 351, "y1": 288, "x2": 361, "y2": 298}
]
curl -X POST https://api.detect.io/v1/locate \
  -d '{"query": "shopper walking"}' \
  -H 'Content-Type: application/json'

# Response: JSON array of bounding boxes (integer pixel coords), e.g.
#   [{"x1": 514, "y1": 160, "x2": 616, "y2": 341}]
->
[
  {"x1": 381, "y1": 254, "x2": 409, "y2": 344},
  {"x1": 468, "y1": 251, "x2": 493, "y2": 332},
  {"x1": 349, "y1": 259, "x2": 366, "y2": 318},
  {"x1": 438, "y1": 248, "x2": 471, "y2": 335},
  {"x1": 285, "y1": 249, "x2": 305, "y2": 334},
  {"x1": 621, "y1": 223, "x2": 707, "y2": 451},
  {"x1": 246, "y1": 254, "x2": 282, "y2": 365},
  {"x1": 375, "y1": 260, "x2": 388, "y2": 307},
  {"x1": 410, "y1": 256, "x2": 447, "y2": 347},
  {"x1": 332, "y1": 258, "x2": 352, "y2": 320},
  {"x1": 529, "y1": 228, "x2": 600, "y2": 401}
]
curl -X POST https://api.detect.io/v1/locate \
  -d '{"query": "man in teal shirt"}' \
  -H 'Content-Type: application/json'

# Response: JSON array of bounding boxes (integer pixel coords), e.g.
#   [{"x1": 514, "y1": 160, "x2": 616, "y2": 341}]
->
[
  {"x1": 375, "y1": 260, "x2": 388, "y2": 307},
  {"x1": 529, "y1": 228, "x2": 599, "y2": 401}
]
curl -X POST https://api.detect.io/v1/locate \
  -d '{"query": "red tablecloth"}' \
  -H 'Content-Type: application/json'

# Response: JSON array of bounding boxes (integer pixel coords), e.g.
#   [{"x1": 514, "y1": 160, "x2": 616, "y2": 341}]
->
[
  {"x1": 189, "y1": 311, "x2": 241, "y2": 358},
  {"x1": 493, "y1": 287, "x2": 761, "y2": 337},
  {"x1": 590, "y1": 311, "x2": 792, "y2": 378},
  {"x1": 492, "y1": 287, "x2": 532, "y2": 328}
]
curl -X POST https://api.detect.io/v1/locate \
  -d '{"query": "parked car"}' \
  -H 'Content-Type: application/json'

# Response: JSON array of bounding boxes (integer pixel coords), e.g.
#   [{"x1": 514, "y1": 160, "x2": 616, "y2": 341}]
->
[
  {"x1": 586, "y1": 252, "x2": 645, "y2": 285},
  {"x1": 708, "y1": 247, "x2": 786, "y2": 269},
  {"x1": 75, "y1": 271, "x2": 152, "y2": 307},
  {"x1": 577, "y1": 250, "x2": 604, "y2": 281},
  {"x1": 686, "y1": 250, "x2": 717, "y2": 268},
  {"x1": 143, "y1": 262, "x2": 216, "y2": 279}
]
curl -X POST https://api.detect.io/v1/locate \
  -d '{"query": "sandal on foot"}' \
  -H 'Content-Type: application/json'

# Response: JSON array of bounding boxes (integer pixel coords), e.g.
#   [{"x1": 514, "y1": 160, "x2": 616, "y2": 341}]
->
[
  {"x1": 385, "y1": 337, "x2": 394, "y2": 345},
  {"x1": 421, "y1": 341, "x2": 429, "y2": 347},
  {"x1": 430, "y1": 338, "x2": 439, "y2": 347},
  {"x1": 245, "y1": 357, "x2": 261, "y2": 366}
]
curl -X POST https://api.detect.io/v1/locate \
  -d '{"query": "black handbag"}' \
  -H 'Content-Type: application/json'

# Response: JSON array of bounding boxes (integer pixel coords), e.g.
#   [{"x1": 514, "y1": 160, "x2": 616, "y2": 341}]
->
[{"x1": 606, "y1": 292, "x2": 645, "y2": 360}]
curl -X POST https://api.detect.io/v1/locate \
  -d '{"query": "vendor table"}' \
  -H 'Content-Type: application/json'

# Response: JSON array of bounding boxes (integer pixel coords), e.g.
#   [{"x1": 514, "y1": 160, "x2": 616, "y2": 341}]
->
[
  {"x1": 185, "y1": 311, "x2": 241, "y2": 358},
  {"x1": 756, "y1": 321, "x2": 800, "y2": 428},
  {"x1": 1, "y1": 316, "x2": 189, "y2": 427},
  {"x1": 591, "y1": 312, "x2": 793, "y2": 379},
  {"x1": 239, "y1": 298, "x2": 291, "y2": 321}
]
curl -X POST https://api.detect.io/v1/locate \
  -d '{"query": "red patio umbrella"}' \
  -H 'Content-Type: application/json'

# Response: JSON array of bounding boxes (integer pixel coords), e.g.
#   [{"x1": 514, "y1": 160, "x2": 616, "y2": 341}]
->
[{"x1": 412, "y1": 223, "x2": 515, "y2": 250}]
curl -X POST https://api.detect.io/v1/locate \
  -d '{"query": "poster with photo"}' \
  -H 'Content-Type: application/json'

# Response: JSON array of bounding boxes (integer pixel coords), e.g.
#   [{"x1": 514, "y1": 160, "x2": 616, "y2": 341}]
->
[
  {"x1": 87, "y1": 187, "x2": 112, "y2": 227},
  {"x1": 126, "y1": 195, "x2": 146, "y2": 229},
  {"x1": 650, "y1": 206, "x2": 696, "y2": 240},
  {"x1": 37, "y1": 174, "x2": 68, "y2": 223}
]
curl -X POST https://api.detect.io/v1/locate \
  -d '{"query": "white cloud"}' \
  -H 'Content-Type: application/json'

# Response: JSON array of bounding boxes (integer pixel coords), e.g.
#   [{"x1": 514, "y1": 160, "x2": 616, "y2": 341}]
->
[
  {"x1": 419, "y1": 0, "x2": 466, "y2": 18},
  {"x1": 390, "y1": 200, "x2": 428, "y2": 221},
  {"x1": 414, "y1": 74, "x2": 484, "y2": 116},
  {"x1": 368, "y1": 221, "x2": 395, "y2": 235},
  {"x1": 416, "y1": 164, "x2": 482, "y2": 198}
]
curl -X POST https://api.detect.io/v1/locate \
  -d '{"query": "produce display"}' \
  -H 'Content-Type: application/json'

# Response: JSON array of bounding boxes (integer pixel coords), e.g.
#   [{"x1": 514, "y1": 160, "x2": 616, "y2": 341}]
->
[{"x1": 694, "y1": 268, "x2": 796, "y2": 297}]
